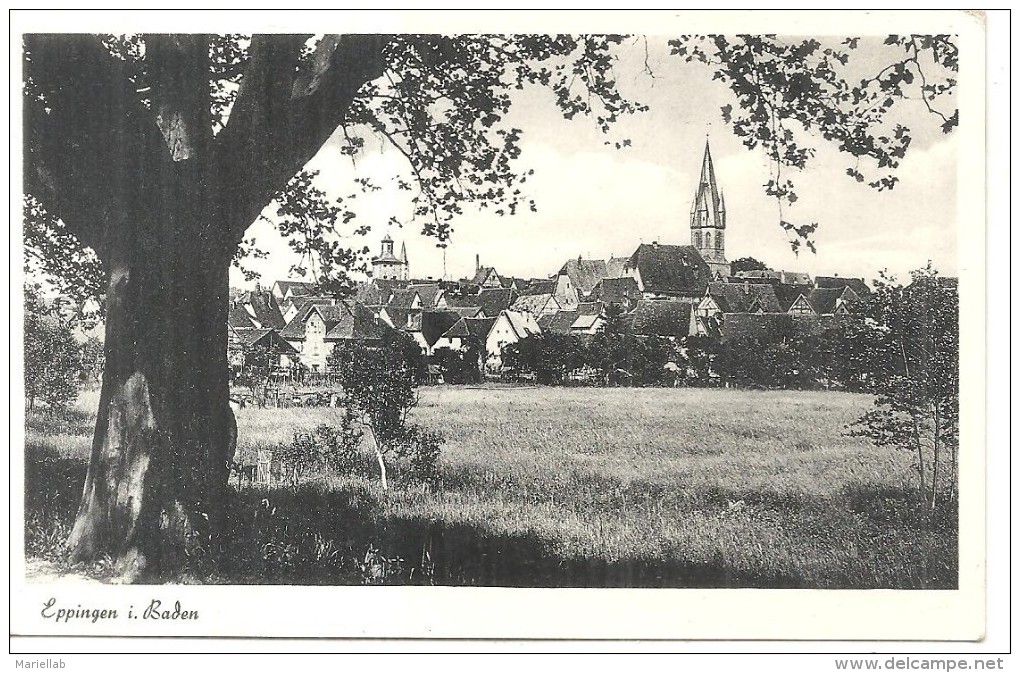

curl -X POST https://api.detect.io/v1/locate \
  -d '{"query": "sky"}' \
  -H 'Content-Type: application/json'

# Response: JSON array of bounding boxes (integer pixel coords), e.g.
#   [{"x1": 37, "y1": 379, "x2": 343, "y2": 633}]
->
[{"x1": 232, "y1": 36, "x2": 959, "y2": 290}]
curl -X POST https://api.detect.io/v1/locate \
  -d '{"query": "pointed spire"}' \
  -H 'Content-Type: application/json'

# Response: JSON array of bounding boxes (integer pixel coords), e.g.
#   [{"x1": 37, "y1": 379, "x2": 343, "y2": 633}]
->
[
  {"x1": 400, "y1": 241, "x2": 407, "y2": 263},
  {"x1": 691, "y1": 137, "x2": 724, "y2": 230}
]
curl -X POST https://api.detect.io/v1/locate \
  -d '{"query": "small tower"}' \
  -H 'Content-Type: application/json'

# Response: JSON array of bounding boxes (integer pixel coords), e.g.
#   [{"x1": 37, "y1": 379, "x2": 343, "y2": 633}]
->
[
  {"x1": 690, "y1": 138, "x2": 729, "y2": 279},
  {"x1": 371, "y1": 233, "x2": 409, "y2": 281}
]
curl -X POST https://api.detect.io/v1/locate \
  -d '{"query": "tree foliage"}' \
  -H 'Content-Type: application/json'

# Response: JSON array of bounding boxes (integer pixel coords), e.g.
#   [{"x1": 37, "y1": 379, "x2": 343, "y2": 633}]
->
[
  {"x1": 670, "y1": 35, "x2": 957, "y2": 252},
  {"x1": 730, "y1": 256, "x2": 771, "y2": 275},
  {"x1": 24, "y1": 284, "x2": 85, "y2": 410},
  {"x1": 851, "y1": 264, "x2": 959, "y2": 509}
]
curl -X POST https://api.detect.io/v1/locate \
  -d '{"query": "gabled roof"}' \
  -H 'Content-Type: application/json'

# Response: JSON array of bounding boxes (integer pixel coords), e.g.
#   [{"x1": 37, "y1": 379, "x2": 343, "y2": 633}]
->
[
  {"x1": 805, "y1": 287, "x2": 844, "y2": 315},
  {"x1": 476, "y1": 287, "x2": 517, "y2": 317},
  {"x1": 512, "y1": 293, "x2": 557, "y2": 315},
  {"x1": 273, "y1": 280, "x2": 318, "y2": 298},
  {"x1": 559, "y1": 258, "x2": 609, "y2": 294},
  {"x1": 721, "y1": 313, "x2": 834, "y2": 343},
  {"x1": 628, "y1": 300, "x2": 693, "y2": 337},
  {"x1": 229, "y1": 305, "x2": 258, "y2": 329},
  {"x1": 409, "y1": 282, "x2": 443, "y2": 308},
  {"x1": 471, "y1": 266, "x2": 499, "y2": 285},
  {"x1": 606, "y1": 256, "x2": 629, "y2": 278},
  {"x1": 626, "y1": 243, "x2": 711, "y2": 296},
  {"x1": 814, "y1": 276, "x2": 871, "y2": 297},
  {"x1": 464, "y1": 316, "x2": 497, "y2": 339},
  {"x1": 279, "y1": 302, "x2": 350, "y2": 340},
  {"x1": 498, "y1": 276, "x2": 529, "y2": 290},
  {"x1": 324, "y1": 303, "x2": 391, "y2": 342},
  {"x1": 421, "y1": 310, "x2": 463, "y2": 347},
  {"x1": 592, "y1": 276, "x2": 641, "y2": 305},
  {"x1": 779, "y1": 270, "x2": 813, "y2": 285},
  {"x1": 772, "y1": 284, "x2": 815, "y2": 312},
  {"x1": 449, "y1": 306, "x2": 483, "y2": 318},
  {"x1": 499, "y1": 310, "x2": 542, "y2": 340},
  {"x1": 387, "y1": 289, "x2": 421, "y2": 309},
  {"x1": 705, "y1": 282, "x2": 781, "y2": 314},
  {"x1": 230, "y1": 327, "x2": 300, "y2": 354},
  {"x1": 237, "y1": 290, "x2": 286, "y2": 329},
  {"x1": 520, "y1": 278, "x2": 556, "y2": 296},
  {"x1": 441, "y1": 316, "x2": 497, "y2": 342},
  {"x1": 538, "y1": 310, "x2": 580, "y2": 334}
]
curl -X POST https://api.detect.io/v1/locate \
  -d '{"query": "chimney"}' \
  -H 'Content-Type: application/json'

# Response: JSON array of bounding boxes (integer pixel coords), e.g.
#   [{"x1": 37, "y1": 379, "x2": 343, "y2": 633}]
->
[{"x1": 476, "y1": 254, "x2": 480, "y2": 271}]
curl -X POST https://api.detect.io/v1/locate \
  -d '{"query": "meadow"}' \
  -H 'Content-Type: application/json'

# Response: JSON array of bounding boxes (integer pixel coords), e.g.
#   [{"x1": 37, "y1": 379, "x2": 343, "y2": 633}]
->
[{"x1": 24, "y1": 386, "x2": 957, "y2": 588}]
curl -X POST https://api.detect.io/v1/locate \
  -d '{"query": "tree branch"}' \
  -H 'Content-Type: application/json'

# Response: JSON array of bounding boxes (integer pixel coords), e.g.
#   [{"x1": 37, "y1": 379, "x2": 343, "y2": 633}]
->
[
  {"x1": 24, "y1": 34, "x2": 175, "y2": 259},
  {"x1": 145, "y1": 34, "x2": 214, "y2": 161},
  {"x1": 214, "y1": 33, "x2": 392, "y2": 242}
]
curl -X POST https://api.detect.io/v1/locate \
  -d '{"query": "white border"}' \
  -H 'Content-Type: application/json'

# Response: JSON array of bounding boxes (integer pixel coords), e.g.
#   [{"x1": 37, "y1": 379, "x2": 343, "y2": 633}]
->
[{"x1": 8, "y1": 9, "x2": 994, "y2": 649}]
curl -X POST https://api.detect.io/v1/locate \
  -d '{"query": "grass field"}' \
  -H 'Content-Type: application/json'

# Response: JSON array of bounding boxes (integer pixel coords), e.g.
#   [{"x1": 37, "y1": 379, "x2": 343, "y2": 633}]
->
[{"x1": 24, "y1": 386, "x2": 957, "y2": 588}]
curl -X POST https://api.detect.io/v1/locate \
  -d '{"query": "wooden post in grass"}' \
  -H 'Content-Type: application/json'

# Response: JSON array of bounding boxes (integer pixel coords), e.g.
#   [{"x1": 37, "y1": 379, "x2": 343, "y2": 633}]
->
[{"x1": 256, "y1": 449, "x2": 273, "y2": 486}]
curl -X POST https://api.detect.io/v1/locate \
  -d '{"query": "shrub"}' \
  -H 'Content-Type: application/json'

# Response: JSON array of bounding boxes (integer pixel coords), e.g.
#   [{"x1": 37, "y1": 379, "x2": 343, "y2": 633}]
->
[{"x1": 276, "y1": 417, "x2": 363, "y2": 486}]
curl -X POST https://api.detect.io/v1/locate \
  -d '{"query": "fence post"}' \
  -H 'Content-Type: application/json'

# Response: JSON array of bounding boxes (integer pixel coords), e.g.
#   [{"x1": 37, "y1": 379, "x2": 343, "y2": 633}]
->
[{"x1": 257, "y1": 448, "x2": 273, "y2": 485}]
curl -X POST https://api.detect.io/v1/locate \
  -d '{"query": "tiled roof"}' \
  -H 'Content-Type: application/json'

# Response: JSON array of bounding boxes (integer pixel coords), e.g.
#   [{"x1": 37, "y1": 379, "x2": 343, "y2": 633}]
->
[
  {"x1": 421, "y1": 310, "x2": 463, "y2": 347},
  {"x1": 734, "y1": 269, "x2": 781, "y2": 281},
  {"x1": 279, "y1": 302, "x2": 350, "y2": 340},
  {"x1": 706, "y1": 282, "x2": 781, "y2": 313},
  {"x1": 409, "y1": 282, "x2": 442, "y2": 308},
  {"x1": 538, "y1": 310, "x2": 580, "y2": 334},
  {"x1": 231, "y1": 327, "x2": 300, "y2": 353},
  {"x1": 464, "y1": 316, "x2": 496, "y2": 339},
  {"x1": 772, "y1": 284, "x2": 815, "y2": 312},
  {"x1": 576, "y1": 301, "x2": 605, "y2": 316},
  {"x1": 592, "y1": 276, "x2": 641, "y2": 305},
  {"x1": 559, "y1": 258, "x2": 609, "y2": 294},
  {"x1": 274, "y1": 280, "x2": 318, "y2": 297},
  {"x1": 626, "y1": 243, "x2": 711, "y2": 296},
  {"x1": 520, "y1": 279, "x2": 556, "y2": 296},
  {"x1": 814, "y1": 276, "x2": 871, "y2": 297},
  {"x1": 512, "y1": 293, "x2": 557, "y2": 315},
  {"x1": 628, "y1": 300, "x2": 693, "y2": 337},
  {"x1": 779, "y1": 270, "x2": 813, "y2": 285},
  {"x1": 471, "y1": 266, "x2": 498, "y2": 285},
  {"x1": 387, "y1": 289, "x2": 420, "y2": 309},
  {"x1": 229, "y1": 305, "x2": 258, "y2": 329},
  {"x1": 501, "y1": 310, "x2": 542, "y2": 340},
  {"x1": 805, "y1": 287, "x2": 844, "y2": 315},
  {"x1": 449, "y1": 306, "x2": 483, "y2": 318},
  {"x1": 606, "y1": 256, "x2": 629, "y2": 278},
  {"x1": 441, "y1": 316, "x2": 496, "y2": 341},
  {"x1": 476, "y1": 288, "x2": 517, "y2": 317},
  {"x1": 721, "y1": 313, "x2": 834, "y2": 343}
]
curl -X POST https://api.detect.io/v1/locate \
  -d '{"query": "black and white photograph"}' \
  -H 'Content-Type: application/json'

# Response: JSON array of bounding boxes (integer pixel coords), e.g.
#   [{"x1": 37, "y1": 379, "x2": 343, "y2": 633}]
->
[{"x1": 10, "y1": 9, "x2": 999, "y2": 654}]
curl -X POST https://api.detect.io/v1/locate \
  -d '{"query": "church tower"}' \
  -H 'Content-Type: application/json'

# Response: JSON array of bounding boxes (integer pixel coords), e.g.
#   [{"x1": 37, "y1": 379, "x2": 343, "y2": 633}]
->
[
  {"x1": 690, "y1": 138, "x2": 729, "y2": 279},
  {"x1": 371, "y1": 233, "x2": 409, "y2": 281}
]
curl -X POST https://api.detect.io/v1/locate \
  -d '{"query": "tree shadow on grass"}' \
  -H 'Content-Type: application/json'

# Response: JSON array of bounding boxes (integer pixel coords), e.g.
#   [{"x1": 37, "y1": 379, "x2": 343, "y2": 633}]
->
[{"x1": 23, "y1": 448, "x2": 957, "y2": 589}]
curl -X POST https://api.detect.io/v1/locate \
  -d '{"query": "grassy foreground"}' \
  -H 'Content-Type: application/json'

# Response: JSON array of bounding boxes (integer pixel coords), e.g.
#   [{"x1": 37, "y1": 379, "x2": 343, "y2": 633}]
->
[{"x1": 25, "y1": 386, "x2": 957, "y2": 588}]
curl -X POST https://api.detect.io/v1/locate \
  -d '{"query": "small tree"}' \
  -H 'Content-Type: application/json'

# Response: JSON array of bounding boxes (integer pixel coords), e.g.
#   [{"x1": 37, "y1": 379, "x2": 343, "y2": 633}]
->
[
  {"x1": 78, "y1": 336, "x2": 105, "y2": 387},
  {"x1": 851, "y1": 265, "x2": 959, "y2": 509},
  {"x1": 328, "y1": 330, "x2": 439, "y2": 490},
  {"x1": 24, "y1": 284, "x2": 85, "y2": 411}
]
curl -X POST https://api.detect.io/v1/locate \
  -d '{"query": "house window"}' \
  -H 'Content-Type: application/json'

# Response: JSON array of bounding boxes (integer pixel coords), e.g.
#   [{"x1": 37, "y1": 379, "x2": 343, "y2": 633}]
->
[
  {"x1": 694, "y1": 231, "x2": 702, "y2": 248},
  {"x1": 704, "y1": 231, "x2": 712, "y2": 249}
]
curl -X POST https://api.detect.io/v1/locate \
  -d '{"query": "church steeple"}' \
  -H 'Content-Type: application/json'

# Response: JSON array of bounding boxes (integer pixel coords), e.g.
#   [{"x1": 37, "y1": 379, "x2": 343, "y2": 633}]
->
[{"x1": 690, "y1": 137, "x2": 729, "y2": 278}]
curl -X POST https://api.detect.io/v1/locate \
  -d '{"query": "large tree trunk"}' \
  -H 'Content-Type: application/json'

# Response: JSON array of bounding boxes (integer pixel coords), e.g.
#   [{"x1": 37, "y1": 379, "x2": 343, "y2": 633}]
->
[{"x1": 66, "y1": 192, "x2": 236, "y2": 581}]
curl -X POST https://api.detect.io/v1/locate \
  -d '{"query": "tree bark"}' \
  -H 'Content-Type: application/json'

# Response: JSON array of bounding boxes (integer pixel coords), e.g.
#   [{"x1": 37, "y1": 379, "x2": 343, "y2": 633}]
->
[{"x1": 66, "y1": 186, "x2": 236, "y2": 581}]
